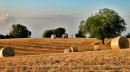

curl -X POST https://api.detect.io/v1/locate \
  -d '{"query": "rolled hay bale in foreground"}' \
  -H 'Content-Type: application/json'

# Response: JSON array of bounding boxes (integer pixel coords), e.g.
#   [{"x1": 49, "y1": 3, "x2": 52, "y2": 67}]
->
[
  {"x1": 111, "y1": 36, "x2": 129, "y2": 49},
  {"x1": 62, "y1": 33, "x2": 68, "y2": 38},
  {"x1": 51, "y1": 34, "x2": 56, "y2": 39},
  {"x1": 64, "y1": 49, "x2": 71, "y2": 53},
  {"x1": 70, "y1": 46, "x2": 79, "y2": 52},
  {"x1": 0, "y1": 47, "x2": 15, "y2": 57}
]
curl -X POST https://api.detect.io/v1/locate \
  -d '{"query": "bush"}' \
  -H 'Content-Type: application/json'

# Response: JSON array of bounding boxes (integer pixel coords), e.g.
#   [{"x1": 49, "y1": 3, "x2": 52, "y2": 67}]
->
[
  {"x1": 54, "y1": 28, "x2": 65, "y2": 37},
  {"x1": 0, "y1": 34, "x2": 5, "y2": 39},
  {"x1": 75, "y1": 31, "x2": 86, "y2": 38},
  {"x1": 42, "y1": 27, "x2": 67, "y2": 38},
  {"x1": 42, "y1": 30, "x2": 54, "y2": 38},
  {"x1": 126, "y1": 33, "x2": 130, "y2": 38}
]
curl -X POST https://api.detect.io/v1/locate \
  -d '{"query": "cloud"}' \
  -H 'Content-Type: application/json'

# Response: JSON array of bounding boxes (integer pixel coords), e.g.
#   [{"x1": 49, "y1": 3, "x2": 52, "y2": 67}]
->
[
  {"x1": 0, "y1": 14, "x2": 18, "y2": 35},
  {"x1": 0, "y1": 14, "x2": 16, "y2": 24},
  {"x1": 0, "y1": 14, "x2": 8, "y2": 24}
]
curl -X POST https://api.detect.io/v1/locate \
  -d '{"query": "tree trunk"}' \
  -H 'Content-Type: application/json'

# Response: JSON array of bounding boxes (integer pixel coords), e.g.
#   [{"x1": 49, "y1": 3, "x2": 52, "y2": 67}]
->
[{"x1": 101, "y1": 39, "x2": 105, "y2": 44}]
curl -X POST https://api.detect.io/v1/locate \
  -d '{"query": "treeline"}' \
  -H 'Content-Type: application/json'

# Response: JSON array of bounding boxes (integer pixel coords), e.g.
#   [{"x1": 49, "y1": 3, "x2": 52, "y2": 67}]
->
[
  {"x1": 1, "y1": 8, "x2": 130, "y2": 42},
  {"x1": 42, "y1": 28, "x2": 68, "y2": 38},
  {"x1": 0, "y1": 24, "x2": 31, "y2": 39}
]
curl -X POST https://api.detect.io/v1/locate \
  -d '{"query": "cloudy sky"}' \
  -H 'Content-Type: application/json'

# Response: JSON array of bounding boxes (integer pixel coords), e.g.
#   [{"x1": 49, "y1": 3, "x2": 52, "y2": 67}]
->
[{"x1": 0, "y1": 0, "x2": 130, "y2": 37}]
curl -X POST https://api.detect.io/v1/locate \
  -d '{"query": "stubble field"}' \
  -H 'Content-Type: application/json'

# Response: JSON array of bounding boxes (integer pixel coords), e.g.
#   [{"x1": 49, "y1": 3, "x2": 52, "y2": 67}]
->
[{"x1": 0, "y1": 38, "x2": 129, "y2": 72}]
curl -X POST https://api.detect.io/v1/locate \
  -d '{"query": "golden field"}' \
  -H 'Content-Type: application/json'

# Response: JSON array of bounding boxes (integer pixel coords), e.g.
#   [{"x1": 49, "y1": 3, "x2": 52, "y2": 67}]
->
[
  {"x1": 0, "y1": 38, "x2": 130, "y2": 72},
  {"x1": 0, "y1": 38, "x2": 111, "y2": 56}
]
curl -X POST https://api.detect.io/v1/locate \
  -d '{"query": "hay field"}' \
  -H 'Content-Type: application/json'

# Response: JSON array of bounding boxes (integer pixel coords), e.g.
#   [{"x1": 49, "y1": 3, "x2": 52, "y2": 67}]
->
[
  {"x1": 0, "y1": 38, "x2": 130, "y2": 72},
  {"x1": 1, "y1": 49, "x2": 130, "y2": 71},
  {"x1": 0, "y1": 38, "x2": 111, "y2": 56}
]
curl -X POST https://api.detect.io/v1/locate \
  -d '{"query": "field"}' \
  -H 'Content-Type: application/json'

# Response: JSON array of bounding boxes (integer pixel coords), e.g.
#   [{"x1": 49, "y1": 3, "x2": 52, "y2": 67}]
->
[
  {"x1": 0, "y1": 38, "x2": 130, "y2": 72},
  {"x1": 0, "y1": 38, "x2": 111, "y2": 56}
]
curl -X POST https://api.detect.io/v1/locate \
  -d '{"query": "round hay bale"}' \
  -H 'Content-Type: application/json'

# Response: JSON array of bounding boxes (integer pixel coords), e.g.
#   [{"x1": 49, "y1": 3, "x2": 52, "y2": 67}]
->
[
  {"x1": 111, "y1": 36, "x2": 129, "y2": 49},
  {"x1": 62, "y1": 34, "x2": 68, "y2": 38},
  {"x1": 94, "y1": 45, "x2": 101, "y2": 50},
  {"x1": 0, "y1": 47, "x2": 15, "y2": 57},
  {"x1": 64, "y1": 49, "x2": 71, "y2": 53},
  {"x1": 51, "y1": 34, "x2": 56, "y2": 39},
  {"x1": 70, "y1": 46, "x2": 79, "y2": 52}
]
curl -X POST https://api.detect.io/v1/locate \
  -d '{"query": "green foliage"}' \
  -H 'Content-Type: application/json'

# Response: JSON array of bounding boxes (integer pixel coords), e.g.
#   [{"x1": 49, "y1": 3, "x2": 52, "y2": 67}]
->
[
  {"x1": 0, "y1": 34, "x2": 12, "y2": 39},
  {"x1": 126, "y1": 33, "x2": 130, "y2": 38},
  {"x1": 9, "y1": 24, "x2": 31, "y2": 38},
  {"x1": 42, "y1": 29, "x2": 54, "y2": 38},
  {"x1": 54, "y1": 28, "x2": 65, "y2": 37},
  {"x1": 42, "y1": 27, "x2": 66, "y2": 38},
  {"x1": 80, "y1": 8, "x2": 126, "y2": 44},
  {"x1": 4, "y1": 34, "x2": 12, "y2": 38},
  {"x1": 0, "y1": 34, "x2": 5, "y2": 39},
  {"x1": 75, "y1": 20, "x2": 86, "y2": 38},
  {"x1": 88, "y1": 34, "x2": 96, "y2": 38},
  {"x1": 75, "y1": 31, "x2": 86, "y2": 38}
]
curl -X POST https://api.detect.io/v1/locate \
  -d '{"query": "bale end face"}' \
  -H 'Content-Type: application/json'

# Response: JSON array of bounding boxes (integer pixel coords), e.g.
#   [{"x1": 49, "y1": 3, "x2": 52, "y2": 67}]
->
[
  {"x1": 70, "y1": 46, "x2": 79, "y2": 52},
  {"x1": 51, "y1": 34, "x2": 56, "y2": 39},
  {"x1": 111, "y1": 36, "x2": 129, "y2": 49},
  {"x1": 62, "y1": 34, "x2": 68, "y2": 38},
  {"x1": 0, "y1": 47, "x2": 15, "y2": 57}
]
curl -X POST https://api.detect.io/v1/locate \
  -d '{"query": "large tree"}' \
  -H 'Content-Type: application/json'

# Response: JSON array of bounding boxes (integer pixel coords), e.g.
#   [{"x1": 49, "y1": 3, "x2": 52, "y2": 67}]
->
[
  {"x1": 80, "y1": 8, "x2": 126, "y2": 44},
  {"x1": 9, "y1": 24, "x2": 31, "y2": 38}
]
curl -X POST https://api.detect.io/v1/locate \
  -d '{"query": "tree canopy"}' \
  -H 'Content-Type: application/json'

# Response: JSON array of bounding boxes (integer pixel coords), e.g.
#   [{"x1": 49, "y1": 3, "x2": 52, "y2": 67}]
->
[
  {"x1": 42, "y1": 27, "x2": 66, "y2": 38},
  {"x1": 79, "y1": 8, "x2": 126, "y2": 44},
  {"x1": 54, "y1": 28, "x2": 65, "y2": 37},
  {"x1": 9, "y1": 24, "x2": 31, "y2": 38},
  {"x1": 126, "y1": 33, "x2": 130, "y2": 38},
  {"x1": 75, "y1": 21, "x2": 86, "y2": 38},
  {"x1": 42, "y1": 29, "x2": 54, "y2": 38},
  {"x1": 75, "y1": 31, "x2": 86, "y2": 38}
]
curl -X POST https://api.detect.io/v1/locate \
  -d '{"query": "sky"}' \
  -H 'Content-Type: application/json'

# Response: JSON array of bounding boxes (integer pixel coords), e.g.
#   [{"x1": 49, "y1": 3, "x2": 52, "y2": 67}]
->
[
  {"x1": 0, "y1": 0, "x2": 130, "y2": 37},
  {"x1": 0, "y1": 0, "x2": 129, "y2": 17}
]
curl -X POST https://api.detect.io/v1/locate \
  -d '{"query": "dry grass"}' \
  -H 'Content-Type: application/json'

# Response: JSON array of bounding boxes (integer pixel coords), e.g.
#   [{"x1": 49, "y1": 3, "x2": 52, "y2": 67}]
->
[
  {"x1": 0, "y1": 49, "x2": 130, "y2": 71},
  {"x1": 0, "y1": 38, "x2": 111, "y2": 56},
  {"x1": 0, "y1": 38, "x2": 129, "y2": 72}
]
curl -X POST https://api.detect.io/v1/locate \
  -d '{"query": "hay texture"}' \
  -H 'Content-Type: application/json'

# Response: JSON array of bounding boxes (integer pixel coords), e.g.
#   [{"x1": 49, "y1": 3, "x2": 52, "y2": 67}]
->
[
  {"x1": 64, "y1": 46, "x2": 79, "y2": 53},
  {"x1": 94, "y1": 45, "x2": 101, "y2": 50},
  {"x1": 62, "y1": 34, "x2": 68, "y2": 38},
  {"x1": 111, "y1": 36, "x2": 129, "y2": 49},
  {"x1": 94, "y1": 42, "x2": 101, "y2": 50},
  {"x1": 64, "y1": 49, "x2": 71, "y2": 53},
  {"x1": 70, "y1": 46, "x2": 79, "y2": 52},
  {"x1": 51, "y1": 34, "x2": 56, "y2": 39},
  {"x1": 0, "y1": 47, "x2": 15, "y2": 57}
]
